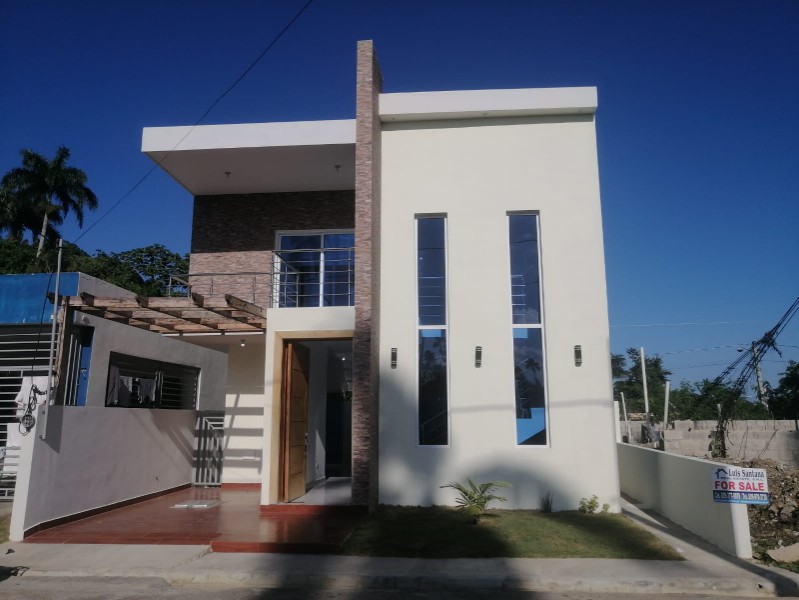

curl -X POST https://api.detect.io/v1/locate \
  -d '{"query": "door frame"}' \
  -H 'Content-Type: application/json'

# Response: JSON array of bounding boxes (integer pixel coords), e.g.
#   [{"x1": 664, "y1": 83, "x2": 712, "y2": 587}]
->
[{"x1": 274, "y1": 330, "x2": 354, "y2": 505}]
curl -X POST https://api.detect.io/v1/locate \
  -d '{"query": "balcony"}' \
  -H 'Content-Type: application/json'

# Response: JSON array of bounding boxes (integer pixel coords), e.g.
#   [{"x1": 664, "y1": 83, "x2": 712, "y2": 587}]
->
[{"x1": 169, "y1": 248, "x2": 355, "y2": 309}]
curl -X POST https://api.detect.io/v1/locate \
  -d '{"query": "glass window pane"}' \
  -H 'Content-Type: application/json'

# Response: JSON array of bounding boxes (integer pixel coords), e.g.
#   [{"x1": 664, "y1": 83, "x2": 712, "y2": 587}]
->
[
  {"x1": 513, "y1": 328, "x2": 546, "y2": 445},
  {"x1": 276, "y1": 233, "x2": 354, "y2": 308},
  {"x1": 509, "y1": 214, "x2": 541, "y2": 324},
  {"x1": 323, "y1": 249, "x2": 354, "y2": 307},
  {"x1": 417, "y1": 218, "x2": 446, "y2": 326},
  {"x1": 280, "y1": 249, "x2": 320, "y2": 307},
  {"x1": 323, "y1": 233, "x2": 354, "y2": 249},
  {"x1": 418, "y1": 329, "x2": 448, "y2": 445},
  {"x1": 279, "y1": 235, "x2": 322, "y2": 250}
]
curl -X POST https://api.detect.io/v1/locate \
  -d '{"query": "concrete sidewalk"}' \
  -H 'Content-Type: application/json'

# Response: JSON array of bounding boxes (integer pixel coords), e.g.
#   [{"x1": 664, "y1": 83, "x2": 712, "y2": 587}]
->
[{"x1": 1, "y1": 501, "x2": 799, "y2": 597}]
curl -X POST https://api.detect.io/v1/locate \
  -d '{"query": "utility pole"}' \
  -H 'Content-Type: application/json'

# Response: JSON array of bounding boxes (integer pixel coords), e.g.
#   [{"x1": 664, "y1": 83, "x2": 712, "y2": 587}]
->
[
  {"x1": 640, "y1": 347, "x2": 650, "y2": 418},
  {"x1": 752, "y1": 341, "x2": 767, "y2": 407},
  {"x1": 39, "y1": 238, "x2": 63, "y2": 440}
]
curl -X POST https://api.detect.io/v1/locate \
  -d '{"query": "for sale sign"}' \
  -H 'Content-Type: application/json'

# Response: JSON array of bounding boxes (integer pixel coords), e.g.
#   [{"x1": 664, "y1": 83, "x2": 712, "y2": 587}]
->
[{"x1": 712, "y1": 466, "x2": 769, "y2": 505}]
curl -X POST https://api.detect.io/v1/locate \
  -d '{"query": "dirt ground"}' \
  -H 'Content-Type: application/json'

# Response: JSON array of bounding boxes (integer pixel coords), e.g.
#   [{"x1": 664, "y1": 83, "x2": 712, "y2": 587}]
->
[{"x1": 719, "y1": 458, "x2": 799, "y2": 572}]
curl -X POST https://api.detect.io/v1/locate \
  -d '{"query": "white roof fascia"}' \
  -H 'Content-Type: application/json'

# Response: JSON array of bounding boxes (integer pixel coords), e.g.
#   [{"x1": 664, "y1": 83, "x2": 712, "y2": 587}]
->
[
  {"x1": 379, "y1": 87, "x2": 597, "y2": 122},
  {"x1": 141, "y1": 119, "x2": 356, "y2": 153}
]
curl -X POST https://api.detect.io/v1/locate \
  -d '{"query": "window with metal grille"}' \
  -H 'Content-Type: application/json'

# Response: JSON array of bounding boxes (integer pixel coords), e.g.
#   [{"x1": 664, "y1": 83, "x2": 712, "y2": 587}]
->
[{"x1": 105, "y1": 352, "x2": 199, "y2": 410}]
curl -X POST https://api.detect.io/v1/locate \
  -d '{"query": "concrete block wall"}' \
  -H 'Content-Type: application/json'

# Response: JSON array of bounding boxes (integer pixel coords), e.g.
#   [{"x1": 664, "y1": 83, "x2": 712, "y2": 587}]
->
[{"x1": 622, "y1": 420, "x2": 799, "y2": 467}]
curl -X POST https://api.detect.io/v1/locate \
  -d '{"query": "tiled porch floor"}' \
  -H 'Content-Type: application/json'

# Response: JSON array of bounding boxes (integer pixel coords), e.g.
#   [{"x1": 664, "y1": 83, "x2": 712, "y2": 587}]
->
[{"x1": 24, "y1": 484, "x2": 364, "y2": 553}]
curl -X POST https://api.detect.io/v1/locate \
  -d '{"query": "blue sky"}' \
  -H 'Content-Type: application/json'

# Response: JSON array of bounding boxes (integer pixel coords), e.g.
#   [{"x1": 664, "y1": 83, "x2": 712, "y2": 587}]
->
[{"x1": 2, "y1": 1, "x2": 797, "y2": 388}]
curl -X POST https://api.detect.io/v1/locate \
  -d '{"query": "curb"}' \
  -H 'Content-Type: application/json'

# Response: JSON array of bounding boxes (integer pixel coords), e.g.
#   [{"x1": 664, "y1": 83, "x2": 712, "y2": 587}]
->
[{"x1": 11, "y1": 567, "x2": 779, "y2": 597}]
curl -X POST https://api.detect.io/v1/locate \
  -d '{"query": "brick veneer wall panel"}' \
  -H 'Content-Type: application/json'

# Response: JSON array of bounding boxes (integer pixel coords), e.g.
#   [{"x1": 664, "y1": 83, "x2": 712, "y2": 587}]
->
[
  {"x1": 191, "y1": 191, "x2": 355, "y2": 254},
  {"x1": 188, "y1": 191, "x2": 355, "y2": 307},
  {"x1": 353, "y1": 40, "x2": 382, "y2": 508}
]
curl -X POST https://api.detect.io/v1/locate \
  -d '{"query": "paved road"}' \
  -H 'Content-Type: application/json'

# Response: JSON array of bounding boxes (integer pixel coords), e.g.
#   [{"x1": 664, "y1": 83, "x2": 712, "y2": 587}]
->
[{"x1": 0, "y1": 576, "x2": 794, "y2": 600}]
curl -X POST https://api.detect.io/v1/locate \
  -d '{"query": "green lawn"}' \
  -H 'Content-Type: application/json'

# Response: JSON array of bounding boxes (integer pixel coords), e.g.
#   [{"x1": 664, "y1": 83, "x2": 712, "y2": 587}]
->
[
  {"x1": 341, "y1": 506, "x2": 683, "y2": 560},
  {"x1": 0, "y1": 512, "x2": 9, "y2": 544}
]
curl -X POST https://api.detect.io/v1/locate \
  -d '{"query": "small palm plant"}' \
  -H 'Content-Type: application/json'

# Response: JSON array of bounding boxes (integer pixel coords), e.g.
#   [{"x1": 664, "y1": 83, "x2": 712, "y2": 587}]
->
[{"x1": 441, "y1": 479, "x2": 511, "y2": 524}]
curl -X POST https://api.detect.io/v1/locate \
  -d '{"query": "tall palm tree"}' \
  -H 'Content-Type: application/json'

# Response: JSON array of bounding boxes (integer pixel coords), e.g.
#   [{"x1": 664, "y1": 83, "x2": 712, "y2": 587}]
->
[{"x1": 1, "y1": 147, "x2": 98, "y2": 256}]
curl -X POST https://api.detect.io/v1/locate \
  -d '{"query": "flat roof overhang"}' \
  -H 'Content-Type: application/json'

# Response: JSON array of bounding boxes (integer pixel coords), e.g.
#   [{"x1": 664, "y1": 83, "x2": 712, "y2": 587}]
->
[
  {"x1": 379, "y1": 87, "x2": 597, "y2": 122},
  {"x1": 142, "y1": 119, "x2": 355, "y2": 196}
]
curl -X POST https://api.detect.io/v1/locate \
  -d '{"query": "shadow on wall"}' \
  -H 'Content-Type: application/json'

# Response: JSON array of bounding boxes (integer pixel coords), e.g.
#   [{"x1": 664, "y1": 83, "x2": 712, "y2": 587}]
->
[
  {"x1": 240, "y1": 360, "x2": 663, "y2": 599},
  {"x1": 220, "y1": 391, "x2": 265, "y2": 478}
]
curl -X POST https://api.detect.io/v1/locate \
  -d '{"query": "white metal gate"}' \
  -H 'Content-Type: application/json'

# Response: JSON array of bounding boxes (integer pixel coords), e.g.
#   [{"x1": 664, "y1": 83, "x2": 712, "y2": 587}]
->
[
  {"x1": 194, "y1": 413, "x2": 224, "y2": 486},
  {"x1": 0, "y1": 325, "x2": 55, "y2": 502}
]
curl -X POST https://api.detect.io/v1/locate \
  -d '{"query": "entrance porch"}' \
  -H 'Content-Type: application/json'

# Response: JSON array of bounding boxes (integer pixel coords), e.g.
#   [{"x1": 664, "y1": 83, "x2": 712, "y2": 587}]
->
[{"x1": 24, "y1": 483, "x2": 363, "y2": 553}]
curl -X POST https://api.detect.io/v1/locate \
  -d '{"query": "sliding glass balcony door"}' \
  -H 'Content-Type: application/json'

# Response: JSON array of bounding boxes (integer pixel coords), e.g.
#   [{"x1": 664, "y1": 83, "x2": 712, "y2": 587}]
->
[{"x1": 276, "y1": 231, "x2": 354, "y2": 308}]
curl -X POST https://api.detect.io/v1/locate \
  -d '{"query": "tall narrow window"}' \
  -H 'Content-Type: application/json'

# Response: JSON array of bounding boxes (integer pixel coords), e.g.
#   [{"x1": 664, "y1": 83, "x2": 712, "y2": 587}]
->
[
  {"x1": 509, "y1": 214, "x2": 547, "y2": 445},
  {"x1": 417, "y1": 216, "x2": 448, "y2": 445}
]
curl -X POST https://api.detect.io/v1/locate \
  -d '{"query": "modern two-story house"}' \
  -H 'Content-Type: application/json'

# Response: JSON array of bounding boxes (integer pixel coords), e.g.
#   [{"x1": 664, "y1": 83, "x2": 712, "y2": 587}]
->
[{"x1": 141, "y1": 40, "x2": 620, "y2": 511}]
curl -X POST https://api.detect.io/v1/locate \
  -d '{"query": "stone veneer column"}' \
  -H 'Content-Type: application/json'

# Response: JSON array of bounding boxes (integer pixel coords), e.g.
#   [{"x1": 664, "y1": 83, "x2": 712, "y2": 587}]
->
[{"x1": 352, "y1": 40, "x2": 382, "y2": 508}]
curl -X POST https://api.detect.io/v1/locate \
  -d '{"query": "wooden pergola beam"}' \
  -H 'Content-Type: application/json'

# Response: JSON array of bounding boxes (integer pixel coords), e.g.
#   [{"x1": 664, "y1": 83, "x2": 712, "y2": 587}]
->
[{"x1": 70, "y1": 292, "x2": 266, "y2": 334}]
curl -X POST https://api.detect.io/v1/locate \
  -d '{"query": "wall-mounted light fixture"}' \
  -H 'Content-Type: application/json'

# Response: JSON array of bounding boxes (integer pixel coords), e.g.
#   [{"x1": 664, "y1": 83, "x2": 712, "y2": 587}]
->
[
  {"x1": 390, "y1": 348, "x2": 398, "y2": 368},
  {"x1": 240, "y1": 340, "x2": 246, "y2": 348},
  {"x1": 574, "y1": 345, "x2": 583, "y2": 367},
  {"x1": 475, "y1": 346, "x2": 483, "y2": 368}
]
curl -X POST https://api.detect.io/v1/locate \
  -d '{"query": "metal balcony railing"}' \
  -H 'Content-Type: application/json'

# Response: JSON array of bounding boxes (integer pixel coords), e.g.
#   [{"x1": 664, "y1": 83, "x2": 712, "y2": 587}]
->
[{"x1": 169, "y1": 248, "x2": 355, "y2": 309}]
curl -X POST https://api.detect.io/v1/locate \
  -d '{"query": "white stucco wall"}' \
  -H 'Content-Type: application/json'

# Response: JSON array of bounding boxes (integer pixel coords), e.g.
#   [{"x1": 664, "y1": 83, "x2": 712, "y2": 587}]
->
[
  {"x1": 379, "y1": 113, "x2": 619, "y2": 510},
  {"x1": 75, "y1": 272, "x2": 136, "y2": 298},
  {"x1": 10, "y1": 406, "x2": 194, "y2": 540},
  {"x1": 617, "y1": 443, "x2": 752, "y2": 558},
  {"x1": 79, "y1": 313, "x2": 227, "y2": 411},
  {"x1": 9, "y1": 315, "x2": 228, "y2": 539},
  {"x1": 221, "y1": 341, "x2": 265, "y2": 484}
]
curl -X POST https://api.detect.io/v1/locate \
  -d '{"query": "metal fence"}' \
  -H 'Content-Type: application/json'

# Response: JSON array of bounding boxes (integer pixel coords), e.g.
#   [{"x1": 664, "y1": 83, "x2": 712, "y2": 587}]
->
[
  {"x1": 194, "y1": 413, "x2": 225, "y2": 486},
  {"x1": 1, "y1": 369, "x2": 49, "y2": 501},
  {"x1": 169, "y1": 247, "x2": 356, "y2": 309}
]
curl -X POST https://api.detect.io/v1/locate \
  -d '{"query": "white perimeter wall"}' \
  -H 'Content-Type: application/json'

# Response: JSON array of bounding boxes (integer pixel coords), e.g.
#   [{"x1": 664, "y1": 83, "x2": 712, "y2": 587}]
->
[
  {"x1": 9, "y1": 313, "x2": 227, "y2": 540},
  {"x1": 10, "y1": 407, "x2": 194, "y2": 540},
  {"x1": 617, "y1": 443, "x2": 752, "y2": 558},
  {"x1": 379, "y1": 114, "x2": 619, "y2": 510}
]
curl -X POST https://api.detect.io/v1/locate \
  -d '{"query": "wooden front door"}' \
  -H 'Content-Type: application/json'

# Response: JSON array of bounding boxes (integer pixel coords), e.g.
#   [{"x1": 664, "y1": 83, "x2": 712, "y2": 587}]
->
[{"x1": 281, "y1": 342, "x2": 310, "y2": 502}]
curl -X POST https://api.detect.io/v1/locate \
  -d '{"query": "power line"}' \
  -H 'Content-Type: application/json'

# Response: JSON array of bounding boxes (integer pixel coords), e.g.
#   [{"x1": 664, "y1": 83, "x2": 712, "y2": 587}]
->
[
  {"x1": 72, "y1": 0, "x2": 316, "y2": 246},
  {"x1": 691, "y1": 294, "x2": 799, "y2": 457},
  {"x1": 610, "y1": 320, "x2": 767, "y2": 328},
  {"x1": 662, "y1": 344, "x2": 744, "y2": 355},
  {"x1": 669, "y1": 362, "x2": 734, "y2": 371}
]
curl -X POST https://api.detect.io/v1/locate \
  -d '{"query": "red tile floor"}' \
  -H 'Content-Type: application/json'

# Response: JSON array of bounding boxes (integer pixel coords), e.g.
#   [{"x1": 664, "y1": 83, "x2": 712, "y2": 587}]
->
[{"x1": 24, "y1": 487, "x2": 365, "y2": 553}]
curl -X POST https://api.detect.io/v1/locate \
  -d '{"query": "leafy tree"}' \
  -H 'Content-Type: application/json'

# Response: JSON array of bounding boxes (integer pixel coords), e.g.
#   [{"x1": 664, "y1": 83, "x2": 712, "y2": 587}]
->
[
  {"x1": 0, "y1": 238, "x2": 90, "y2": 274},
  {"x1": 112, "y1": 244, "x2": 188, "y2": 296},
  {"x1": 768, "y1": 361, "x2": 799, "y2": 421},
  {"x1": 613, "y1": 348, "x2": 671, "y2": 419},
  {"x1": 0, "y1": 237, "x2": 36, "y2": 273},
  {"x1": 73, "y1": 250, "x2": 148, "y2": 294},
  {"x1": 1, "y1": 147, "x2": 98, "y2": 255},
  {"x1": 0, "y1": 239, "x2": 186, "y2": 297},
  {"x1": 669, "y1": 379, "x2": 770, "y2": 421}
]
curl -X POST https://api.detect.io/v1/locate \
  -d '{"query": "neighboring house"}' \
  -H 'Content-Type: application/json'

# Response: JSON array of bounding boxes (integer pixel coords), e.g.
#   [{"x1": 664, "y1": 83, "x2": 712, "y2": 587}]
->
[
  {"x1": 138, "y1": 40, "x2": 619, "y2": 511},
  {"x1": 2, "y1": 272, "x2": 227, "y2": 541}
]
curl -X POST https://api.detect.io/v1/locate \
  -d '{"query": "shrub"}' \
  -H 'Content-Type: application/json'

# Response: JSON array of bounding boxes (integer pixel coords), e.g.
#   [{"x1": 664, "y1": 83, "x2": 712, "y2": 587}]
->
[
  {"x1": 441, "y1": 479, "x2": 511, "y2": 524},
  {"x1": 578, "y1": 495, "x2": 600, "y2": 514}
]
